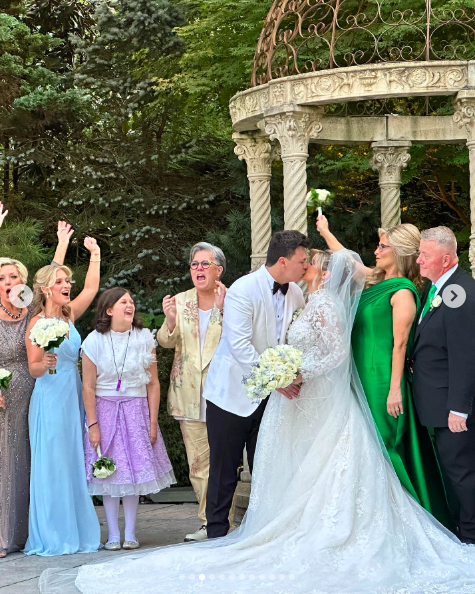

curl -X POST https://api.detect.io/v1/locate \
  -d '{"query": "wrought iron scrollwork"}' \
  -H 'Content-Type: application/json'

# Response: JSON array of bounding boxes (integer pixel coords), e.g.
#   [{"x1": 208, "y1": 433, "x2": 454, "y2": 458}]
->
[{"x1": 252, "y1": 0, "x2": 475, "y2": 87}]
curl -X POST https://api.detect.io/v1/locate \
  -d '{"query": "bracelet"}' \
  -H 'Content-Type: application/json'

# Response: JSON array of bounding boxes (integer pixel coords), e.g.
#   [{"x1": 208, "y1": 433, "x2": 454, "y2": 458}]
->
[
  {"x1": 88, "y1": 421, "x2": 98, "y2": 429},
  {"x1": 90, "y1": 258, "x2": 101, "y2": 263},
  {"x1": 51, "y1": 259, "x2": 61, "y2": 267}
]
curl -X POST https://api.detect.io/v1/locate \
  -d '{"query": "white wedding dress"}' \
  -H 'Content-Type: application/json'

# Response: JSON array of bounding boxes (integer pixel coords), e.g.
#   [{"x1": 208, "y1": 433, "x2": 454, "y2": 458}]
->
[{"x1": 40, "y1": 251, "x2": 475, "y2": 594}]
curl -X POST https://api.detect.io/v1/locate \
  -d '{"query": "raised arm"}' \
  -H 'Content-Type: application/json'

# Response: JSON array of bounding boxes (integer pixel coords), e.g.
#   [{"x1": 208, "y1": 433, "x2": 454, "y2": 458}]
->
[
  {"x1": 69, "y1": 237, "x2": 100, "y2": 321},
  {"x1": 52, "y1": 221, "x2": 74, "y2": 266},
  {"x1": 317, "y1": 215, "x2": 373, "y2": 277},
  {"x1": 224, "y1": 287, "x2": 259, "y2": 375},
  {"x1": 0, "y1": 202, "x2": 8, "y2": 227}
]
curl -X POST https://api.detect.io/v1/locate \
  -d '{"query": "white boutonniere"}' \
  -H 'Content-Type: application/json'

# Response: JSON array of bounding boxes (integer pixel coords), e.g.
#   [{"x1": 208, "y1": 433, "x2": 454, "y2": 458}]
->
[{"x1": 430, "y1": 295, "x2": 443, "y2": 311}]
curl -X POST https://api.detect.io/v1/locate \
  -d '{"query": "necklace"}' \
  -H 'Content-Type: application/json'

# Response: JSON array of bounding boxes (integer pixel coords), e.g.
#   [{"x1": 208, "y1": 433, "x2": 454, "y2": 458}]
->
[
  {"x1": 110, "y1": 330, "x2": 131, "y2": 392},
  {"x1": 0, "y1": 299, "x2": 23, "y2": 320}
]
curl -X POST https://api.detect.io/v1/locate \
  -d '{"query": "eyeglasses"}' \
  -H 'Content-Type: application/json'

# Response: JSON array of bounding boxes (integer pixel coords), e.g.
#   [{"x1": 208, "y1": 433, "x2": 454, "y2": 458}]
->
[
  {"x1": 190, "y1": 260, "x2": 218, "y2": 270},
  {"x1": 375, "y1": 243, "x2": 391, "y2": 252}
]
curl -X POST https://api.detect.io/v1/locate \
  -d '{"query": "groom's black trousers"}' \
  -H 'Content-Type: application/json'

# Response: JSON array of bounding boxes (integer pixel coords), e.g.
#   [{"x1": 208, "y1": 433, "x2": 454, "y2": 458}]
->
[{"x1": 206, "y1": 399, "x2": 268, "y2": 539}]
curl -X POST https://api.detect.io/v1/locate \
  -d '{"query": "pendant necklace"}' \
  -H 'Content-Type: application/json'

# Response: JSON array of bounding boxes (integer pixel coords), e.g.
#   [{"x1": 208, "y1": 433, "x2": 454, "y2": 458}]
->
[{"x1": 110, "y1": 330, "x2": 131, "y2": 391}]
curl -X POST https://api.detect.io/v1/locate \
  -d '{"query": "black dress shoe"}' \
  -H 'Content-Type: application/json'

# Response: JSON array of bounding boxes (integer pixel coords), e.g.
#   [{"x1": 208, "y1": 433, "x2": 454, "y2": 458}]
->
[{"x1": 460, "y1": 537, "x2": 475, "y2": 545}]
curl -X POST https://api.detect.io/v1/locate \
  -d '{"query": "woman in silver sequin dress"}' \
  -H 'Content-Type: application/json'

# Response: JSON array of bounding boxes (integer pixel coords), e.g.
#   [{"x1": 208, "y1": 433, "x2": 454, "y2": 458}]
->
[{"x1": 0, "y1": 207, "x2": 73, "y2": 557}]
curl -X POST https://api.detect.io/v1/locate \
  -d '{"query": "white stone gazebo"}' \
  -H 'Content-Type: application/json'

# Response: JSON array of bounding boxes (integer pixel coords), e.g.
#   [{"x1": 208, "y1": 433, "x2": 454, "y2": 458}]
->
[
  {"x1": 229, "y1": 0, "x2": 475, "y2": 275},
  {"x1": 230, "y1": 0, "x2": 475, "y2": 524}
]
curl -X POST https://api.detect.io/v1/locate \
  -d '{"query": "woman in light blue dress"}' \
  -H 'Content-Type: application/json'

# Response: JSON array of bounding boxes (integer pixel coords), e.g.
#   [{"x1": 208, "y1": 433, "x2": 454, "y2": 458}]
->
[{"x1": 24, "y1": 237, "x2": 101, "y2": 556}]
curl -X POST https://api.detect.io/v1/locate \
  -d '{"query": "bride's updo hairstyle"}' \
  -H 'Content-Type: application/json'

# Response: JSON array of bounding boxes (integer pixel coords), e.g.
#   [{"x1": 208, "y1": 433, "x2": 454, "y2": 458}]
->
[
  {"x1": 32, "y1": 264, "x2": 73, "y2": 318},
  {"x1": 366, "y1": 223, "x2": 422, "y2": 289},
  {"x1": 93, "y1": 287, "x2": 143, "y2": 334}
]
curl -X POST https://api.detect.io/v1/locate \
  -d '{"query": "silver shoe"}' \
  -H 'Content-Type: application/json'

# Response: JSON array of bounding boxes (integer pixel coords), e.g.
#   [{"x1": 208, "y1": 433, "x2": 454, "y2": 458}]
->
[
  {"x1": 104, "y1": 541, "x2": 121, "y2": 551},
  {"x1": 122, "y1": 540, "x2": 140, "y2": 550}
]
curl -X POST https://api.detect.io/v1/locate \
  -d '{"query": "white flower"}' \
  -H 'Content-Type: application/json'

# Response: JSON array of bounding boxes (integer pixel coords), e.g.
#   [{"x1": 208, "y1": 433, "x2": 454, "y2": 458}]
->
[
  {"x1": 93, "y1": 468, "x2": 111, "y2": 479},
  {"x1": 315, "y1": 189, "x2": 331, "y2": 203},
  {"x1": 0, "y1": 369, "x2": 11, "y2": 380},
  {"x1": 431, "y1": 295, "x2": 443, "y2": 309}
]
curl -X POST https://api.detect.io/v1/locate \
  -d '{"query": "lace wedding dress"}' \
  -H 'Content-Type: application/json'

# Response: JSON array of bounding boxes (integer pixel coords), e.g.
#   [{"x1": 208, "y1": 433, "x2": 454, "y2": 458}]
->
[{"x1": 40, "y1": 251, "x2": 475, "y2": 593}]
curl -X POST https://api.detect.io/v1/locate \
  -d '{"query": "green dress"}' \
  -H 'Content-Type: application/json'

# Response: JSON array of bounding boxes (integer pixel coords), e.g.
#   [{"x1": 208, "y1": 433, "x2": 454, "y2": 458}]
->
[{"x1": 352, "y1": 277, "x2": 451, "y2": 528}]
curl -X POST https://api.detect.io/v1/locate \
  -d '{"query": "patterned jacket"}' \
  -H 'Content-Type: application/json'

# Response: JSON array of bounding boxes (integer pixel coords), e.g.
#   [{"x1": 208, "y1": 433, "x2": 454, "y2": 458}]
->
[{"x1": 157, "y1": 287, "x2": 223, "y2": 420}]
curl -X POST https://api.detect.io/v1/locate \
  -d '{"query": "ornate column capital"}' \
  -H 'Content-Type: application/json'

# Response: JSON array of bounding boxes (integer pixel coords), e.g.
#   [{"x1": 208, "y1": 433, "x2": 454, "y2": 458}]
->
[
  {"x1": 233, "y1": 131, "x2": 280, "y2": 178},
  {"x1": 454, "y1": 91, "x2": 475, "y2": 144},
  {"x1": 261, "y1": 107, "x2": 323, "y2": 159},
  {"x1": 370, "y1": 141, "x2": 412, "y2": 184}
]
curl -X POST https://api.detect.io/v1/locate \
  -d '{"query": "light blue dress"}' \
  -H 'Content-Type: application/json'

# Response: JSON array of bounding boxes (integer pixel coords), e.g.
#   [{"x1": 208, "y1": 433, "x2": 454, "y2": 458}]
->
[{"x1": 24, "y1": 320, "x2": 100, "y2": 556}]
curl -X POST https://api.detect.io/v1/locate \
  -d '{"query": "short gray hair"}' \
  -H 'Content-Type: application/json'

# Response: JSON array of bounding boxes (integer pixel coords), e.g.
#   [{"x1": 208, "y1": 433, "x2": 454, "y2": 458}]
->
[
  {"x1": 189, "y1": 242, "x2": 226, "y2": 277},
  {"x1": 420, "y1": 226, "x2": 457, "y2": 256}
]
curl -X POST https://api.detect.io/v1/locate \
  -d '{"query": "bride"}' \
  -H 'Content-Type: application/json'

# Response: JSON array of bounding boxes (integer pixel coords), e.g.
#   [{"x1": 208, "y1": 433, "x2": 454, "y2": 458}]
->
[{"x1": 41, "y1": 249, "x2": 475, "y2": 594}]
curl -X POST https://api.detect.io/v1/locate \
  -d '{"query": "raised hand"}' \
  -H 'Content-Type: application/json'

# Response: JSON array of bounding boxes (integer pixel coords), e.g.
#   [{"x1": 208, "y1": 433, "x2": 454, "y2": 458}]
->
[
  {"x1": 0, "y1": 202, "x2": 8, "y2": 227},
  {"x1": 162, "y1": 295, "x2": 177, "y2": 330},
  {"x1": 214, "y1": 280, "x2": 227, "y2": 311},
  {"x1": 0, "y1": 392, "x2": 5, "y2": 411},
  {"x1": 316, "y1": 214, "x2": 329, "y2": 235},
  {"x1": 57, "y1": 221, "x2": 74, "y2": 244},
  {"x1": 84, "y1": 236, "x2": 100, "y2": 256}
]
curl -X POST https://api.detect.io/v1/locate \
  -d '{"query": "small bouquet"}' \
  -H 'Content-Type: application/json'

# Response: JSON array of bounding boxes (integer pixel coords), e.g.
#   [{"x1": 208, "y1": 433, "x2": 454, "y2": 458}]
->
[
  {"x1": 243, "y1": 345, "x2": 303, "y2": 404},
  {"x1": 306, "y1": 188, "x2": 333, "y2": 216},
  {"x1": 92, "y1": 445, "x2": 117, "y2": 479},
  {"x1": 0, "y1": 368, "x2": 12, "y2": 412},
  {"x1": 29, "y1": 317, "x2": 70, "y2": 374}
]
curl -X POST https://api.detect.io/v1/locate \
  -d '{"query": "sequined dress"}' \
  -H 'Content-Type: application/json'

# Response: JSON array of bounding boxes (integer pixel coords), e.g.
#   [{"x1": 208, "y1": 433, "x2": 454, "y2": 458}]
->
[{"x1": 0, "y1": 311, "x2": 35, "y2": 554}]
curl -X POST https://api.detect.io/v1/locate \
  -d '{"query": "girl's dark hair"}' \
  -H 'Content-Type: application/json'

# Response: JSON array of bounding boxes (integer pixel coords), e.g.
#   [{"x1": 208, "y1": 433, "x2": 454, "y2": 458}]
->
[{"x1": 93, "y1": 288, "x2": 143, "y2": 334}]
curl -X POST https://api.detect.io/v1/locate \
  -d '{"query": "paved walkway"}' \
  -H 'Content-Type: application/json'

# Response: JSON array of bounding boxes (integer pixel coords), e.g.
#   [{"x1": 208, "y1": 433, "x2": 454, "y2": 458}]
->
[{"x1": 0, "y1": 503, "x2": 200, "y2": 593}]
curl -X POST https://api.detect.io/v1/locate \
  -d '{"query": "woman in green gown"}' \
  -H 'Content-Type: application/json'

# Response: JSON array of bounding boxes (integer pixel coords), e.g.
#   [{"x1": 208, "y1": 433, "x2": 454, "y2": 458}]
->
[{"x1": 318, "y1": 216, "x2": 452, "y2": 528}]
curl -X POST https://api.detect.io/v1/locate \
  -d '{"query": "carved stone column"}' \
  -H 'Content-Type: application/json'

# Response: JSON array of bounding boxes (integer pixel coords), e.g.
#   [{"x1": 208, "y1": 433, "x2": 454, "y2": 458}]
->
[
  {"x1": 371, "y1": 141, "x2": 412, "y2": 229},
  {"x1": 263, "y1": 107, "x2": 323, "y2": 235},
  {"x1": 454, "y1": 91, "x2": 475, "y2": 277},
  {"x1": 234, "y1": 132, "x2": 279, "y2": 269}
]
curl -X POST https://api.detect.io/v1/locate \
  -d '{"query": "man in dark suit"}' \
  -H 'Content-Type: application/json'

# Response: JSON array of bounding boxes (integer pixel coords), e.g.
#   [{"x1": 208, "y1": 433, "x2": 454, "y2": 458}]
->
[{"x1": 412, "y1": 226, "x2": 475, "y2": 544}]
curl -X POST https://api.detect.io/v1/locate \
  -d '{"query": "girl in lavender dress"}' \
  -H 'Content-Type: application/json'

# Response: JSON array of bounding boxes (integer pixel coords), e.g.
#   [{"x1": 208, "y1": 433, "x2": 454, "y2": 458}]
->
[{"x1": 81, "y1": 288, "x2": 175, "y2": 551}]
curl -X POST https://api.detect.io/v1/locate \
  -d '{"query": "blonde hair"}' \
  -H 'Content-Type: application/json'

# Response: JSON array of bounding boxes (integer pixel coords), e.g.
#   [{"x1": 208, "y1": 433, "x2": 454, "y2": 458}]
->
[
  {"x1": 0, "y1": 257, "x2": 28, "y2": 284},
  {"x1": 366, "y1": 223, "x2": 422, "y2": 288},
  {"x1": 308, "y1": 249, "x2": 332, "y2": 289},
  {"x1": 32, "y1": 264, "x2": 73, "y2": 318}
]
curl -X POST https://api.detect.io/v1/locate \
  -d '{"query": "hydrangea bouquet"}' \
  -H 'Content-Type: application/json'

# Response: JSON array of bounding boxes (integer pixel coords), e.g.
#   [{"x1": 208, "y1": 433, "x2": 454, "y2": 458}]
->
[
  {"x1": 29, "y1": 317, "x2": 70, "y2": 374},
  {"x1": 92, "y1": 445, "x2": 117, "y2": 479},
  {"x1": 243, "y1": 345, "x2": 303, "y2": 404},
  {"x1": 0, "y1": 369, "x2": 12, "y2": 412},
  {"x1": 306, "y1": 188, "x2": 333, "y2": 215}
]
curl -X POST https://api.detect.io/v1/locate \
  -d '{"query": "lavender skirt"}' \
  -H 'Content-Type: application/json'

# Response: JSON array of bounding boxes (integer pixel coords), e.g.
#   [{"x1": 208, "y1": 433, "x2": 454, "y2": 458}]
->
[{"x1": 84, "y1": 396, "x2": 176, "y2": 497}]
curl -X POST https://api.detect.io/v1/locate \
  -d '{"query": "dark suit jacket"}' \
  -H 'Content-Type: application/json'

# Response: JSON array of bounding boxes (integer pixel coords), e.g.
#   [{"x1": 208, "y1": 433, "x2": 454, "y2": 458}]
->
[{"x1": 412, "y1": 266, "x2": 475, "y2": 427}]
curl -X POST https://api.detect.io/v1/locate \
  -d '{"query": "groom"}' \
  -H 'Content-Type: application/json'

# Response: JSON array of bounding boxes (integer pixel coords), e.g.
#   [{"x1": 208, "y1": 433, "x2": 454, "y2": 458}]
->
[
  {"x1": 412, "y1": 226, "x2": 475, "y2": 544},
  {"x1": 203, "y1": 230, "x2": 309, "y2": 538}
]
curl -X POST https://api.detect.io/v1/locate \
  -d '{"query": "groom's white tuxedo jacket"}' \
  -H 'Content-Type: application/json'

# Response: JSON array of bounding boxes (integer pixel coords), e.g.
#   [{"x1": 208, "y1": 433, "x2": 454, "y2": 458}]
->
[{"x1": 204, "y1": 264, "x2": 305, "y2": 417}]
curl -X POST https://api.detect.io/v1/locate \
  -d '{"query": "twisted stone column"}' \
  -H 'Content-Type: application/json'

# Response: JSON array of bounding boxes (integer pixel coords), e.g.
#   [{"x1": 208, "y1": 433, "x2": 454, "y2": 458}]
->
[
  {"x1": 263, "y1": 108, "x2": 323, "y2": 235},
  {"x1": 454, "y1": 91, "x2": 475, "y2": 277},
  {"x1": 234, "y1": 132, "x2": 279, "y2": 270},
  {"x1": 371, "y1": 141, "x2": 411, "y2": 229}
]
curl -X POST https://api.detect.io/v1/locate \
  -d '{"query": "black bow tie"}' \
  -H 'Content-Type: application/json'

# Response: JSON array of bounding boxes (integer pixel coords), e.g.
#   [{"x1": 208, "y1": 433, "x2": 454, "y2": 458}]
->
[{"x1": 273, "y1": 281, "x2": 289, "y2": 296}]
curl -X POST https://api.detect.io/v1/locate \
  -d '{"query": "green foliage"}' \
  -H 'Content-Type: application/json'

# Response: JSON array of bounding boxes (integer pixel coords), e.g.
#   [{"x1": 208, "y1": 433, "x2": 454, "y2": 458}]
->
[{"x1": 0, "y1": 218, "x2": 50, "y2": 272}]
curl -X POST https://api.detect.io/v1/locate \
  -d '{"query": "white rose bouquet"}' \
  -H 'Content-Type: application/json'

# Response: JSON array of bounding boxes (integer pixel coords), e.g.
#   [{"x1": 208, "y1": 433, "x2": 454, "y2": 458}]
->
[
  {"x1": 92, "y1": 445, "x2": 117, "y2": 479},
  {"x1": 0, "y1": 368, "x2": 12, "y2": 412},
  {"x1": 29, "y1": 317, "x2": 70, "y2": 374},
  {"x1": 306, "y1": 188, "x2": 333, "y2": 215},
  {"x1": 243, "y1": 345, "x2": 303, "y2": 404}
]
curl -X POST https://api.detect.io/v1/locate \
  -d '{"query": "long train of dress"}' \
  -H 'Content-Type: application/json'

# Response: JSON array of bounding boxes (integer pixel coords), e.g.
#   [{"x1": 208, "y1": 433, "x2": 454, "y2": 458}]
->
[{"x1": 40, "y1": 262, "x2": 475, "y2": 593}]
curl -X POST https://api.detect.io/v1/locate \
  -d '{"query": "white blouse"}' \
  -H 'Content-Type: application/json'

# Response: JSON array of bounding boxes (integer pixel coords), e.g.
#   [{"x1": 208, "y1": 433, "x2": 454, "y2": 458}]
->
[{"x1": 81, "y1": 327, "x2": 156, "y2": 397}]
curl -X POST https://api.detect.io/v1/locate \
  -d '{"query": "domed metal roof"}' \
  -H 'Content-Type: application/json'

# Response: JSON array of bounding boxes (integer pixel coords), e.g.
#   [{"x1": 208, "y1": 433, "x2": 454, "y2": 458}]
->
[{"x1": 252, "y1": 0, "x2": 475, "y2": 87}]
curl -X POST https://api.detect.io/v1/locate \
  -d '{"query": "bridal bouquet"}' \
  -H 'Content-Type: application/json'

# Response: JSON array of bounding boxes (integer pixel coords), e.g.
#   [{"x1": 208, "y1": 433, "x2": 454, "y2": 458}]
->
[
  {"x1": 92, "y1": 445, "x2": 117, "y2": 479},
  {"x1": 243, "y1": 345, "x2": 303, "y2": 404},
  {"x1": 0, "y1": 368, "x2": 12, "y2": 412},
  {"x1": 29, "y1": 317, "x2": 70, "y2": 374},
  {"x1": 306, "y1": 188, "x2": 333, "y2": 215}
]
